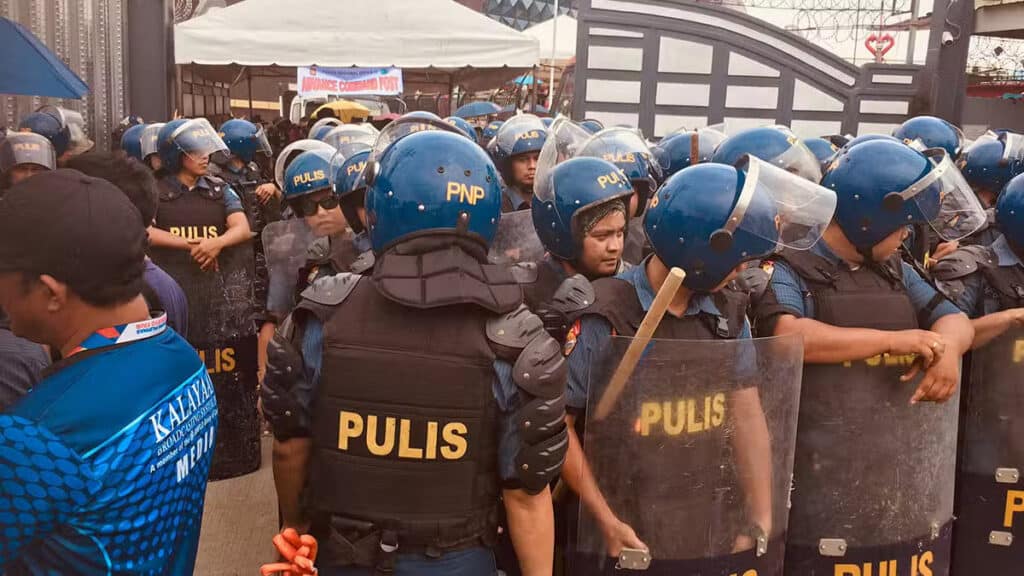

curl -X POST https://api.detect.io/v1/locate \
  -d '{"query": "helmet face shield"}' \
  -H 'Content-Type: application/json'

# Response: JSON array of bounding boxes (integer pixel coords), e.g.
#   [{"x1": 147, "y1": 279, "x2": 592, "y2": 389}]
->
[
  {"x1": 890, "y1": 149, "x2": 987, "y2": 242},
  {"x1": 323, "y1": 126, "x2": 376, "y2": 152},
  {"x1": 170, "y1": 118, "x2": 228, "y2": 164},
  {"x1": 141, "y1": 123, "x2": 165, "y2": 158},
  {"x1": 274, "y1": 139, "x2": 335, "y2": 190},
  {"x1": 534, "y1": 117, "x2": 591, "y2": 203},
  {"x1": 725, "y1": 156, "x2": 837, "y2": 252},
  {"x1": 769, "y1": 135, "x2": 822, "y2": 183}
]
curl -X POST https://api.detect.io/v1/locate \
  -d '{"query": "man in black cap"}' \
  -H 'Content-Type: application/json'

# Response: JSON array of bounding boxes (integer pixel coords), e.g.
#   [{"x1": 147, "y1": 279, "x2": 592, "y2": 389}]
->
[{"x1": 0, "y1": 170, "x2": 218, "y2": 574}]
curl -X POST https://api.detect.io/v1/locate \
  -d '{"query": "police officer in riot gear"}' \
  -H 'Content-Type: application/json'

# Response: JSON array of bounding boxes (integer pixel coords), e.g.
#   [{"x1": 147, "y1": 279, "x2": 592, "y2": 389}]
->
[
  {"x1": 17, "y1": 105, "x2": 93, "y2": 163},
  {"x1": 931, "y1": 172, "x2": 1024, "y2": 576},
  {"x1": 218, "y1": 119, "x2": 280, "y2": 214},
  {"x1": 751, "y1": 138, "x2": 982, "y2": 575},
  {"x1": 652, "y1": 126, "x2": 727, "y2": 181},
  {"x1": 933, "y1": 130, "x2": 1024, "y2": 254},
  {"x1": 562, "y1": 156, "x2": 836, "y2": 568},
  {"x1": 329, "y1": 146, "x2": 374, "y2": 265},
  {"x1": 120, "y1": 123, "x2": 148, "y2": 162},
  {"x1": 525, "y1": 156, "x2": 633, "y2": 309},
  {"x1": 712, "y1": 125, "x2": 823, "y2": 183},
  {"x1": 148, "y1": 118, "x2": 252, "y2": 271},
  {"x1": 140, "y1": 122, "x2": 165, "y2": 172},
  {"x1": 933, "y1": 173, "x2": 1024, "y2": 346},
  {"x1": 0, "y1": 131, "x2": 56, "y2": 190},
  {"x1": 493, "y1": 115, "x2": 548, "y2": 212},
  {"x1": 894, "y1": 115, "x2": 964, "y2": 158},
  {"x1": 445, "y1": 116, "x2": 480, "y2": 144},
  {"x1": 274, "y1": 139, "x2": 336, "y2": 206},
  {"x1": 262, "y1": 117, "x2": 567, "y2": 575}
]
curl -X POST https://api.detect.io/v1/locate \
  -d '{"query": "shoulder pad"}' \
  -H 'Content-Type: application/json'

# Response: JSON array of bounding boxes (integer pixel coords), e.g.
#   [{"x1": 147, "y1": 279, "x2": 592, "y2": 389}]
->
[
  {"x1": 931, "y1": 245, "x2": 995, "y2": 281},
  {"x1": 487, "y1": 304, "x2": 545, "y2": 360},
  {"x1": 736, "y1": 266, "x2": 771, "y2": 307},
  {"x1": 300, "y1": 272, "x2": 361, "y2": 306},
  {"x1": 262, "y1": 314, "x2": 312, "y2": 438},
  {"x1": 306, "y1": 236, "x2": 331, "y2": 261},
  {"x1": 549, "y1": 274, "x2": 595, "y2": 315},
  {"x1": 206, "y1": 174, "x2": 226, "y2": 187},
  {"x1": 509, "y1": 262, "x2": 539, "y2": 284},
  {"x1": 349, "y1": 250, "x2": 375, "y2": 275},
  {"x1": 512, "y1": 331, "x2": 568, "y2": 400}
]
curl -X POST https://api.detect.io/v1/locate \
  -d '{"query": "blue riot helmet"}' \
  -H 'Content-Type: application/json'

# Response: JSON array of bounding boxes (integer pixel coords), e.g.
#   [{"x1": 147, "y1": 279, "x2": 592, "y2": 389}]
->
[
  {"x1": 283, "y1": 149, "x2": 335, "y2": 202},
  {"x1": 580, "y1": 119, "x2": 604, "y2": 134},
  {"x1": 365, "y1": 125, "x2": 501, "y2": 254},
  {"x1": 654, "y1": 127, "x2": 727, "y2": 179},
  {"x1": 36, "y1": 105, "x2": 91, "y2": 156},
  {"x1": 307, "y1": 117, "x2": 342, "y2": 139},
  {"x1": 274, "y1": 138, "x2": 336, "y2": 190},
  {"x1": 532, "y1": 157, "x2": 634, "y2": 261},
  {"x1": 959, "y1": 131, "x2": 1024, "y2": 200},
  {"x1": 219, "y1": 119, "x2": 273, "y2": 163},
  {"x1": 803, "y1": 137, "x2": 839, "y2": 168},
  {"x1": 322, "y1": 125, "x2": 377, "y2": 152},
  {"x1": 996, "y1": 173, "x2": 1024, "y2": 250},
  {"x1": 309, "y1": 124, "x2": 338, "y2": 142},
  {"x1": 578, "y1": 127, "x2": 661, "y2": 215},
  {"x1": 18, "y1": 110, "x2": 70, "y2": 157},
  {"x1": 444, "y1": 116, "x2": 479, "y2": 143},
  {"x1": 492, "y1": 115, "x2": 548, "y2": 178},
  {"x1": 330, "y1": 148, "x2": 372, "y2": 234},
  {"x1": 157, "y1": 118, "x2": 229, "y2": 175},
  {"x1": 120, "y1": 124, "x2": 148, "y2": 161},
  {"x1": 646, "y1": 157, "x2": 837, "y2": 291},
  {"x1": 837, "y1": 133, "x2": 901, "y2": 156},
  {"x1": 0, "y1": 132, "x2": 57, "y2": 186},
  {"x1": 712, "y1": 125, "x2": 822, "y2": 182},
  {"x1": 482, "y1": 120, "x2": 504, "y2": 143},
  {"x1": 893, "y1": 116, "x2": 964, "y2": 158},
  {"x1": 824, "y1": 140, "x2": 986, "y2": 253}
]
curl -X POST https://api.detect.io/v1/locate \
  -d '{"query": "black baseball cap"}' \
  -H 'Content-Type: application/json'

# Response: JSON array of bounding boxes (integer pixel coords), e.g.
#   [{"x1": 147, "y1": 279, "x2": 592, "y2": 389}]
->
[{"x1": 0, "y1": 169, "x2": 146, "y2": 290}]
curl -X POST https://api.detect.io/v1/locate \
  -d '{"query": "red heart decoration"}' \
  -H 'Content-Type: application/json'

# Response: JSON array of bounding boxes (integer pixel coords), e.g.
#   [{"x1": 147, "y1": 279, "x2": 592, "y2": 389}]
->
[{"x1": 865, "y1": 33, "x2": 896, "y2": 59}]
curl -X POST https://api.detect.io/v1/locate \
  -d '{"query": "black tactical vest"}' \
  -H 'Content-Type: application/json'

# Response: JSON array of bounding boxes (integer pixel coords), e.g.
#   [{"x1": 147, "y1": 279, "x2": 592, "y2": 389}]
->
[
  {"x1": 521, "y1": 258, "x2": 566, "y2": 311},
  {"x1": 580, "y1": 277, "x2": 748, "y2": 340},
  {"x1": 151, "y1": 176, "x2": 228, "y2": 269},
  {"x1": 977, "y1": 256, "x2": 1024, "y2": 310},
  {"x1": 296, "y1": 240, "x2": 523, "y2": 566},
  {"x1": 763, "y1": 248, "x2": 919, "y2": 331}
]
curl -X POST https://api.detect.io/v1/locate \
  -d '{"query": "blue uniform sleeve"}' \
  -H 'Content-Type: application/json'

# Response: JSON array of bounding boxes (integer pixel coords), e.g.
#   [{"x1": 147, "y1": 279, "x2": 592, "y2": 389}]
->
[
  {"x1": 299, "y1": 315, "x2": 324, "y2": 407},
  {"x1": 566, "y1": 315, "x2": 614, "y2": 412},
  {"x1": 900, "y1": 262, "x2": 962, "y2": 326},
  {"x1": 948, "y1": 272, "x2": 986, "y2": 319},
  {"x1": 766, "y1": 261, "x2": 809, "y2": 318},
  {"x1": 0, "y1": 415, "x2": 98, "y2": 566},
  {"x1": 222, "y1": 185, "x2": 245, "y2": 215},
  {"x1": 492, "y1": 360, "x2": 520, "y2": 483}
]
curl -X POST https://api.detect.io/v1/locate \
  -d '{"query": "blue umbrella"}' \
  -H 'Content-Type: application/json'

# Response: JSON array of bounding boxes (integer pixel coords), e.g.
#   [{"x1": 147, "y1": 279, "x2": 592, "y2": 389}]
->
[
  {"x1": 0, "y1": 18, "x2": 88, "y2": 98},
  {"x1": 512, "y1": 74, "x2": 543, "y2": 86},
  {"x1": 454, "y1": 101, "x2": 501, "y2": 119}
]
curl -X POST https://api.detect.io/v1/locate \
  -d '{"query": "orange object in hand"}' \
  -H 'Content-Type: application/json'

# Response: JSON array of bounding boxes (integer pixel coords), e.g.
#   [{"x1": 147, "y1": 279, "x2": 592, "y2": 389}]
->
[{"x1": 260, "y1": 528, "x2": 319, "y2": 575}]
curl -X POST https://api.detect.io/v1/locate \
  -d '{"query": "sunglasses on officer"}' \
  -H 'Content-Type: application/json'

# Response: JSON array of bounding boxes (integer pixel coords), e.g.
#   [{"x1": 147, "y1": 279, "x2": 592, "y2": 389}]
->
[{"x1": 290, "y1": 192, "x2": 339, "y2": 217}]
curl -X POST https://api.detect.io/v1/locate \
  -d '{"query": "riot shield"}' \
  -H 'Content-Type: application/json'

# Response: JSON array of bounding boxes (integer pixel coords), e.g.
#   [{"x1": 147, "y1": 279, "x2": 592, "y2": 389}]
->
[
  {"x1": 785, "y1": 358, "x2": 960, "y2": 575},
  {"x1": 150, "y1": 241, "x2": 261, "y2": 480},
  {"x1": 262, "y1": 219, "x2": 316, "y2": 318},
  {"x1": 573, "y1": 334, "x2": 803, "y2": 575},
  {"x1": 952, "y1": 327, "x2": 1024, "y2": 573},
  {"x1": 488, "y1": 209, "x2": 546, "y2": 265}
]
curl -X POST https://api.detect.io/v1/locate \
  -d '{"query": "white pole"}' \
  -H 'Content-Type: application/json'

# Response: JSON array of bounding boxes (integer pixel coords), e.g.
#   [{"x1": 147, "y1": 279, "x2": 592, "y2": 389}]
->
[{"x1": 548, "y1": 0, "x2": 558, "y2": 110}]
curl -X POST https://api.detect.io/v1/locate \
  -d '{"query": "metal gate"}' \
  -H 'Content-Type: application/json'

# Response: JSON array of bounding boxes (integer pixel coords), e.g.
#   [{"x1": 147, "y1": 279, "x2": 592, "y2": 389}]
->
[
  {"x1": 0, "y1": 0, "x2": 127, "y2": 150},
  {"x1": 572, "y1": 0, "x2": 924, "y2": 138}
]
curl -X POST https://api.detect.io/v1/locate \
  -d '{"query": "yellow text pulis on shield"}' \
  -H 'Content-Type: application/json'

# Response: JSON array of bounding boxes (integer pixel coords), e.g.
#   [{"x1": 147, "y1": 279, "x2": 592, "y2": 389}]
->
[{"x1": 636, "y1": 393, "x2": 725, "y2": 436}]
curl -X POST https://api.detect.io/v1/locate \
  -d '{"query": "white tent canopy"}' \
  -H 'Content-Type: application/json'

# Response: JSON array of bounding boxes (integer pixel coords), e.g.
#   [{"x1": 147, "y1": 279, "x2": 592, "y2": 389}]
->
[
  {"x1": 175, "y1": 0, "x2": 539, "y2": 68},
  {"x1": 525, "y1": 15, "x2": 577, "y2": 61}
]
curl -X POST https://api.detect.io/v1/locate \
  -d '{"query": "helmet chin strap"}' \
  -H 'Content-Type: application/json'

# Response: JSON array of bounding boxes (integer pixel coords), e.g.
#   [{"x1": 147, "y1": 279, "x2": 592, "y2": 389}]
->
[{"x1": 857, "y1": 245, "x2": 877, "y2": 264}]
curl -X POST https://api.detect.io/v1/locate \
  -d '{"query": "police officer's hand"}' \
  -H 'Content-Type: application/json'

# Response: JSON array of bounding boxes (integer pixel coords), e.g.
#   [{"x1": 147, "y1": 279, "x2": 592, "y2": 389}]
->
[
  {"x1": 602, "y1": 519, "x2": 647, "y2": 558},
  {"x1": 888, "y1": 329, "x2": 945, "y2": 370},
  {"x1": 910, "y1": 349, "x2": 960, "y2": 404},
  {"x1": 189, "y1": 237, "x2": 223, "y2": 271},
  {"x1": 929, "y1": 241, "x2": 960, "y2": 266},
  {"x1": 255, "y1": 183, "x2": 280, "y2": 205},
  {"x1": 261, "y1": 528, "x2": 318, "y2": 576}
]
